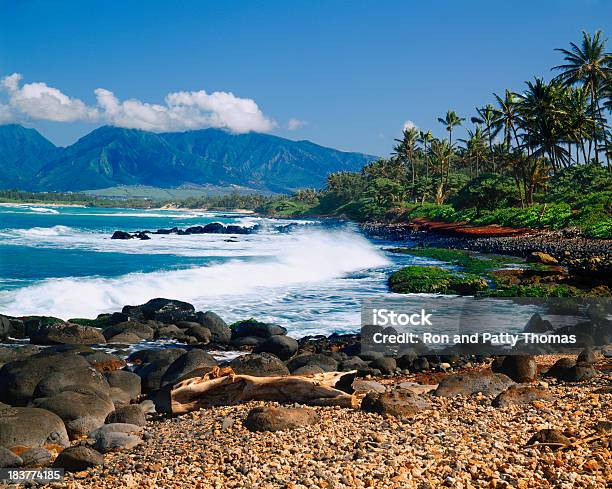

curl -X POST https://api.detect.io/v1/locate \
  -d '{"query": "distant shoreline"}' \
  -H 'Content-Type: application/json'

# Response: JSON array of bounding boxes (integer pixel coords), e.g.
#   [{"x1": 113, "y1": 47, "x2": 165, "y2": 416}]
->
[{"x1": 0, "y1": 201, "x2": 87, "y2": 208}]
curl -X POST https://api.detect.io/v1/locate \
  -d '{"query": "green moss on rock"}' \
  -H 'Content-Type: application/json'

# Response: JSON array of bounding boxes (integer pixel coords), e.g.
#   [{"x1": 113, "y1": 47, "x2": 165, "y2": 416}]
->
[{"x1": 388, "y1": 266, "x2": 488, "y2": 295}]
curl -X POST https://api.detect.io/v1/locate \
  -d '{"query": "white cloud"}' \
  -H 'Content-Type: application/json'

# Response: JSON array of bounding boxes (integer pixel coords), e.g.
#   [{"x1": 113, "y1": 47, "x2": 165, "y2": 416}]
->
[
  {"x1": 1, "y1": 73, "x2": 98, "y2": 122},
  {"x1": 0, "y1": 73, "x2": 275, "y2": 134},
  {"x1": 287, "y1": 118, "x2": 307, "y2": 131},
  {"x1": 402, "y1": 120, "x2": 417, "y2": 132}
]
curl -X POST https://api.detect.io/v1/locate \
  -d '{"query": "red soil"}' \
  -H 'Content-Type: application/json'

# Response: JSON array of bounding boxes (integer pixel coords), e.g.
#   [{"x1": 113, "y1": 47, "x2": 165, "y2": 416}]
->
[{"x1": 407, "y1": 217, "x2": 532, "y2": 237}]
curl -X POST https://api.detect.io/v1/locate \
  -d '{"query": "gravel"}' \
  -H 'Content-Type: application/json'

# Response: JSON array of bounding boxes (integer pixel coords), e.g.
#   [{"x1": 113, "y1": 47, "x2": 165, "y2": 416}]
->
[{"x1": 55, "y1": 357, "x2": 610, "y2": 489}]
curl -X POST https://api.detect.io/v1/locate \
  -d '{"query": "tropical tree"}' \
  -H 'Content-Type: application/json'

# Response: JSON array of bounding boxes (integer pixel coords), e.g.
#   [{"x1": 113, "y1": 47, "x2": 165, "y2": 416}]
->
[
  {"x1": 418, "y1": 129, "x2": 433, "y2": 177},
  {"x1": 471, "y1": 104, "x2": 500, "y2": 170},
  {"x1": 517, "y1": 78, "x2": 570, "y2": 172},
  {"x1": 553, "y1": 30, "x2": 612, "y2": 165},
  {"x1": 393, "y1": 127, "x2": 420, "y2": 200},
  {"x1": 437, "y1": 110, "x2": 465, "y2": 146},
  {"x1": 459, "y1": 126, "x2": 487, "y2": 176},
  {"x1": 493, "y1": 90, "x2": 521, "y2": 151}
]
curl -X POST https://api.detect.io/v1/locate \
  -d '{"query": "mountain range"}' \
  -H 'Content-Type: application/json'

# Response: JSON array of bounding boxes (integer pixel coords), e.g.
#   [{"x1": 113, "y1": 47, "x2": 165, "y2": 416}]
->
[{"x1": 0, "y1": 124, "x2": 376, "y2": 193}]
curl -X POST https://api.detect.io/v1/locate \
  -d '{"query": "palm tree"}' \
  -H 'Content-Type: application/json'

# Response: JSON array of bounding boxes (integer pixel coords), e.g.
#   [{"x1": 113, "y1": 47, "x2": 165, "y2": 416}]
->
[
  {"x1": 471, "y1": 104, "x2": 500, "y2": 171},
  {"x1": 517, "y1": 78, "x2": 570, "y2": 172},
  {"x1": 493, "y1": 90, "x2": 521, "y2": 151},
  {"x1": 437, "y1": 110, "x2": 465, "y2": 147},
  {"x1": 459, "y1": 126, "x2": 487, "y2": 176},
  {"x1": 418, "y1": 129, "x2": 433, "y2": 177},
  {"x1": 429, "y1": 138, "x2": 455, "y2": 204},
  {"x1": 564, "y1": 86, "x2": 595, "y2": 163},
  {"x1": 393, "y1": 127, "x2": 419, "y2": 200},
  {"x1": 552, "y1": 30, "x2": 612, "y2": 165}
]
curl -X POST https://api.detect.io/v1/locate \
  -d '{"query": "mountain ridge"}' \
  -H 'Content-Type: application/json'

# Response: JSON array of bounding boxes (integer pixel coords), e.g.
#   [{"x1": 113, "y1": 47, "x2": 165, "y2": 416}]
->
[{"x1": 0, "y1": 124, "x2": 376, "y2": 193}]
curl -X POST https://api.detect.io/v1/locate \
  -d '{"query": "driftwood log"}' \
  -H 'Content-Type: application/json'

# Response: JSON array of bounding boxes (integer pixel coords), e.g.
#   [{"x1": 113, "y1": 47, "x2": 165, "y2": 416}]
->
[{"x1": 169, "y1": 367, "x2": 357, "y2": 414}]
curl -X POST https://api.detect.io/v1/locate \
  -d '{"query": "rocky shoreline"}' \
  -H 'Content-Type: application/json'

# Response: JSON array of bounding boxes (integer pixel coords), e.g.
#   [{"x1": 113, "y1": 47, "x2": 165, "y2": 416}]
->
[
  {"x1": 0, "y1": 298, "x2": 610, "y2": 487},
  {"x1": 361, "y1": 222, "x2": 612, "y2": 280}
]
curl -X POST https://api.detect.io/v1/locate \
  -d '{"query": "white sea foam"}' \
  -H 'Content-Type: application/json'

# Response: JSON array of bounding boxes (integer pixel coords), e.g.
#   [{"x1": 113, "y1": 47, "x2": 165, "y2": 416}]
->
[{"x1": 0, "y1": 229, "x2": 390, "y2": 321}]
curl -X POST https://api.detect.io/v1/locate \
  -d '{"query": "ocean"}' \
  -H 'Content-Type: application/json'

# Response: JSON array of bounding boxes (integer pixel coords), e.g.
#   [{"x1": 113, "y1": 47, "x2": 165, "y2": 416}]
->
[{"x1": 0, "y1": 204, "x2": 422, "y2": 337}]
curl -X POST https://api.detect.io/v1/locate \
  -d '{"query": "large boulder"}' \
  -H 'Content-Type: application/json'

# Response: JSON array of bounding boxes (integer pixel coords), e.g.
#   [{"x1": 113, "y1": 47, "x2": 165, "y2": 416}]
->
[
  {"x1": 0, "y1": 352, "x2": 92, "y2": 405},
  {"x1": 244, "y1": 406, "x2": 318, "y2": 432},
  {"x1": 128, "y1": 348, "x2": 186, "y2": 366},
  {"x1": 0, "y1": 446, "x2": 22, "y2": 467},
  {"x1": 136, "y1": 359, "x2": 174, "y2": 394},
  {"x1": 80, "y1": 351, "x2": 126, "y2": 372},
  {"x1": 105, "y1": 405, "x2": 146, "y2": 427},
  {"x1": 361, "y1": 389, "x2": 430, "y2": 417},
  {"x1": 433, "y1": 371, "x2": 515, "y2": 397},
  {"x1": 254, "y1": 335, "x2": 298, "y2": 360},
  {"x1": 32, "y1": 366, "x2": 111, "y2": 400},
  {"x1": 232, "y1": 319, "x2": 287, "y2": 339},
  {"x1": 0, "y1": 407, "x2": 69, "y2": 449},
  {"x1": 32, "y1": 389, "x2": 115, "y2": 438},
  {"x1": 93, "y1": 431, "x2": 143, "y2": 453},
  {"x1": 286, "y1": 353, "x2": 338, "y2": 373},
  {"x1": 369, "y1": 356, "x2": 397, "y2": 375},
  {"x1": 30, "y1": 322, "x2": 106, "y2": 345},
  {"x1": 103, "y1": 321, "x2": 154, "y2": 341},
  {"x1": 182, "y1": 325, "x2": 211, "y2": 344},
  {"x1": 124, "y1": 298, "x2": 195, "y2": 323},
  {"x1": 0, "y1": 315, "x2": 10, "y2": 340},
  {"x1": 0, "y1": 346, "x2": 40, "y2": 366},
  {"x1": 196, "y1": 311, "x2": 231, "y2": 344},
  {"x1": 160, "y1": 349, "x2": 217, "y2": 387},
  {"x1": 495, "y1": 355, "x2": 538, "y2": 383},
  {"x1": 545, "y1": 357, "x2": 597, "y2": 382},
  {"x1": 228, "y1": 353, "x2": 289, "y2": 377},
  {"x1": 20, "y1": 447, "x2": 53, "y2": 467},
  {"x1": 105, "y1": 370, "x2": 141, "y2": 403},
  {"x1": 53, "y1": 446, "x2": 104, "y2": 472}
]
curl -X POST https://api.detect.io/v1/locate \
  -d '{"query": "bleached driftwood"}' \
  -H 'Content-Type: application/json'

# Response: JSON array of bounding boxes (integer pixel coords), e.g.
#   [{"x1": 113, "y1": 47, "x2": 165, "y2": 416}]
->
[{"x1": 169, "y1": 367, "x2": 357, "y2": 414}]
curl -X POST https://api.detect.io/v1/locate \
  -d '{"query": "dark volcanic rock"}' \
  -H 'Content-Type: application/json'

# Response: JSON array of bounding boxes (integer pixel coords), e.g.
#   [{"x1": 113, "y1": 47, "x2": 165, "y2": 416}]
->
[
  {"x1": 0, "y1": 352, "x2": 92, "y2": 405},
  {"x1": 361, "y1": 389, "x2": 431, "y2": 417},
  {"x1": 369, "y1": 356, "x2": 397, "y2": 375},
  {"x1": 105, "y1": 370, "x2": 141, "y2": 403},
  {"x1": 130, "y1": 347, "x2": 186, "y2": 366},
  {"x1": 244, "y1": 406, "x2": 319, "y2": 432},
  {"x1": 53, "y1": 446, "x2": 104, "y2": 472},
  {"x1": 80, "y1": 351, "x2": 126, "y2": 372},
  {"x1": 125, "y1": 298, "x2": 196, "y2": 323},
  {"x1": 160, "y1": 349, "x2": 217, "y2": 387},
  {"x1": 103, "y1": 321, "x2": 155, "y2": 341},
  {"x1": 286, "y1": 353, "x2": 338, "y2": 373},
  {"x1": 0, "y1": 407, "x2": 69, "y2": 449},
  {"x1": 523, "y1": 313, "x2": 553, "y2": 333},
  {"x1": 32, "y1": 389, "x2": 115, "y2": 438},
  {"x1": 232, "y1": 319, "x2": 287, "y2": 339},
  {"x1": 111, "y1": 231, "x2": 133, "y2": 240},
  {"x1": 30, "y1": 322, "x2": 106, "y2": 345},
  {"x1": 105, "y1": 405, "x2": 146, "y2": 427},
  {"x1": 20, "y1": 447, "x2": 53, "y2": 467},
  {"x1": 496, "y1": 355, "x2": 538, "y2": 383},
  {"x1": 32, "y1": 366, "x2": 110, "y2": 400},
  {"x1": 0, "y1": 446, "x2": 22, "y2": 467},
  {"x1": 182, "y1": 325, "x2": 212, "y2": 344},
  {"x1": 195, "y1": 311, "x2": 231, "y2": 344},
  {"x1": 254, "y1": 335, "x2": 298, "y2": 360},
  {"x1": 577, "y1": 348, "x2": 597, "y2": 365},
  {"x1": 231, "y1": 336, "x2": 266, "y2": 348},
  {"x1": 433, "y1": 371, "x2": 515, "y2": 397},
  {"x1": 228, "y1": 353, "x2": 289, "y2": 377}
]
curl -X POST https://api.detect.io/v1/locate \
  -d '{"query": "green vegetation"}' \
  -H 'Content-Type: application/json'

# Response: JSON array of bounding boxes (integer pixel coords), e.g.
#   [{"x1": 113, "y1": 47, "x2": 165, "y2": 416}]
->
[
  {"x1": 388, "y1": 266, "x2": 488, "y2": 295},
  {"x1": 260, "y1": 31, "x2": 612, "y2": 238},
  {"x1": 388, "y1": 247, "x2": 515, "y2": 276},
  {"x1": 388, "y1": 247, "x2": 606, "y2": 297}
]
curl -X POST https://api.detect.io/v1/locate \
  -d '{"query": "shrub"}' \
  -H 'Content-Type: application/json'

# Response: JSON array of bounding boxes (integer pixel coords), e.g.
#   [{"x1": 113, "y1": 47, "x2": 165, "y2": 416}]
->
[{"x1": 388, "y1": 266, "x2": 488, "y2": 295}]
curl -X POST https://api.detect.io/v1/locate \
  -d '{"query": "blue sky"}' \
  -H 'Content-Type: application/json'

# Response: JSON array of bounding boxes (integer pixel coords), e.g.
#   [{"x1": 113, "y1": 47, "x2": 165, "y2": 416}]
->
[{"x1": 0, "y1": 0, "x2": 610, "y2": 155}]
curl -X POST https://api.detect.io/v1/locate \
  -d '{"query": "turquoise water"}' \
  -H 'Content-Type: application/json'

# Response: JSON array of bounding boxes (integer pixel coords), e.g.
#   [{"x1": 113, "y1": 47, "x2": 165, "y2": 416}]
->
[{"x1": 0, "y1": 204, "x2": 416, "y2": 336}]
